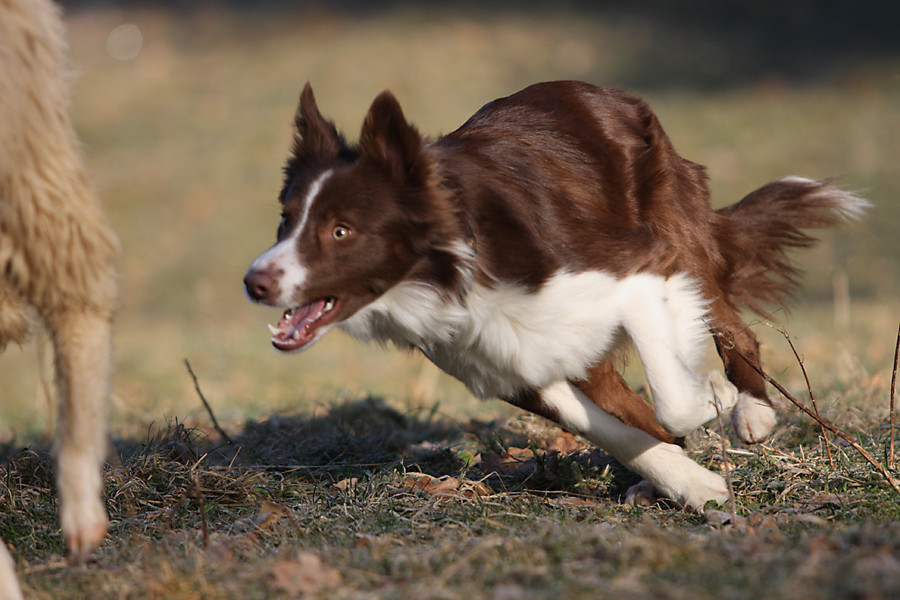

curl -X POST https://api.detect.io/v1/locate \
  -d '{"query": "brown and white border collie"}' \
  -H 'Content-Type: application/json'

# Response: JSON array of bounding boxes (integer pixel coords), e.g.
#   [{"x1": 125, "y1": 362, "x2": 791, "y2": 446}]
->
[{"x1": 245, "y1": 81, "x2": 867, "y2": 509}]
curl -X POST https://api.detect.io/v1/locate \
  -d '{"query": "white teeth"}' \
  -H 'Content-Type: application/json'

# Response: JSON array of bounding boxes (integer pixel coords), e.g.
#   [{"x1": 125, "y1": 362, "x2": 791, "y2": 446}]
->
[
  {"x1": 324, "y1": 298, "x2": 335, "y2": 311},
  {"x1": 267, "y1": 324, "x2": 279, "y2": 335},
  {"x1": 292, "y1": 330, "x2": 301, "y2": 340}
]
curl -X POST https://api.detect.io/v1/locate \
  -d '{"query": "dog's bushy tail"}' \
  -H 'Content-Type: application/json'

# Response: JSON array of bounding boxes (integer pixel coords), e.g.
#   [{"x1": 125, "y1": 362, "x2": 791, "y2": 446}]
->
[{"x1": 716, "y1": 176, "x2": 870, "y2": 316}]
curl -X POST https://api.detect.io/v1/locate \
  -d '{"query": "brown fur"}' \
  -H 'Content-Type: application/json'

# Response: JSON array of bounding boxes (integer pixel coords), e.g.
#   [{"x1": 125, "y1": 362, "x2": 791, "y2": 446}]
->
[
  {"x1": 0, "y1": 0, "x2": 119, "y2": 565},
  {"x1": 251, "y1": 82, "x2": 865, "y2": 451}
]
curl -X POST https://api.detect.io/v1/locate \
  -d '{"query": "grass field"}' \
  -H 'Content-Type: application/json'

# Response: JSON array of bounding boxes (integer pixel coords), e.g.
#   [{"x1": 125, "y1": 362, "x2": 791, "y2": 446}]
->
[{"x1": 2, "y1": 3, "x2": 899, "y2": 598}]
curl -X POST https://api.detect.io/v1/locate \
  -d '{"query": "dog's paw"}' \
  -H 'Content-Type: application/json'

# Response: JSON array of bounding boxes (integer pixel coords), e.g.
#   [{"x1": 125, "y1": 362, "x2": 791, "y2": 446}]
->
[
  {"x1": 669, "y1": 467, "x2": 729, "y2": 512},
  {"x1": 705, "y1": 370, "x2": 739, "y2": 414},
  {"x1": 731, "y1": 392, "x2": 777, "y2": 444},
  {"x1": 60, "y1": 497, "x2": 108, "y2": 562},
  {"x1": 629, "y1": 443, "x2": 730, "y2": 512},
  {"x1": 624, "y1": 480, "x2": 658, "y2": 506},
  {"x1": 626, "y1": 468, "x2": 728, "y2": 512}
]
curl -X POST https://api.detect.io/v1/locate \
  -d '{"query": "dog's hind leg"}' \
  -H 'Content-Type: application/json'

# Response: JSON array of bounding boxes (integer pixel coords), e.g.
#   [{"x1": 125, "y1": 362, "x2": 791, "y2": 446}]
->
[
  {"x1": 708, "y1": 299, "x2": 777, "y2": 444},
  {"x1": 506, "y1": 381, "x2": 728, "y2": 510},
  {"x1": 572, "y1": 360, "x2": 680, "y2": 445},
  {"x1": 46, "y1": 308, "x2": 113, "y2": 561}
]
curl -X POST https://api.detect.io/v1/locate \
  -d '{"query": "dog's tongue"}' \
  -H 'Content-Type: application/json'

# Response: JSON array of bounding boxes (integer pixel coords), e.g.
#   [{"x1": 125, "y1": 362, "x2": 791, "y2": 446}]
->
[{"x1": 269, "y1": 298, "x2": 330, "y2": 352}]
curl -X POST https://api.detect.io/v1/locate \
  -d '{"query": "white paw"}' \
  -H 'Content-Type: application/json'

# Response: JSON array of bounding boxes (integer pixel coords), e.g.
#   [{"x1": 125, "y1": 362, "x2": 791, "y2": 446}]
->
[
  {"x1": 731, "y1": 392, "x2": 777, "y2": 444},
  {"x1": 629, "y1": 444, "x2": 730, "y2": 512},
  {"x1": 650, "y1": 463, "x2": 729, "y2": 512},
  {"x1": 625, "y1": 468, "x2": 728, "y2": 512},
  {"x1": 60, "y1": 495, "x2": 108, "y2": 562},
  {"x1": 705, "y1": 370, "x2": 739, "y2": 414},
  {"x1": 666, "y1": 465, "x2": 730, "y2": 512},
  {"x1": 624, "y1": 480, "x2": 657, "y2": 506},
  {"x1": 56, "y1": 454, "x2": 108, "y2": 561}
]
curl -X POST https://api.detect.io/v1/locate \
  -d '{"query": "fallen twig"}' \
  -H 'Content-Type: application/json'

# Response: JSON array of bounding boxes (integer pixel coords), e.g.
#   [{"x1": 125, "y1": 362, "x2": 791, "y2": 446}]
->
[
  {"x1": 890, "y1": 322, "x2": 899, "y2": 467},
  {"x1": 735, "y1": 348, "x2": 900, "y2": 494},
  {"x1": 192, "y1": 469, "x2": 209, "y2": 547},
  {"x1": 768, "y1": 324, "x2": 834, "y2": 468},
  {"x1": 185, "y1": 359, "x2": 234, "y2": 445},
  {"x1": 711, "y1": 383, "x2": 737, "y2": 523}
]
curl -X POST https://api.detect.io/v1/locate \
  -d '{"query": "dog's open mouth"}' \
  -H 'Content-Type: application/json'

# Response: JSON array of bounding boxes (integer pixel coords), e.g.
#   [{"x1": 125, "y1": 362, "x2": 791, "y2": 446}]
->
[{"x1": 267, "y1": 296, "x2": 340, "y2": 352}]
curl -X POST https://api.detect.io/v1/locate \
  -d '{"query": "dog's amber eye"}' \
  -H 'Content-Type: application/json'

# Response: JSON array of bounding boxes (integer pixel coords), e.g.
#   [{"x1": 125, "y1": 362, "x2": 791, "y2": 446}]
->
[{"x1": 332, "y1": 225, "x2": 351, "y2": 240}]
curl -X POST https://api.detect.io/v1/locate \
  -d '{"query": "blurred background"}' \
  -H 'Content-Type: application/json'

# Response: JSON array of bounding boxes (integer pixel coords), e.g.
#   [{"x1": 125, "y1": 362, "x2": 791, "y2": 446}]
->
[{"x1": 2, "y1": 0, "x2": 898, "y2": 440}]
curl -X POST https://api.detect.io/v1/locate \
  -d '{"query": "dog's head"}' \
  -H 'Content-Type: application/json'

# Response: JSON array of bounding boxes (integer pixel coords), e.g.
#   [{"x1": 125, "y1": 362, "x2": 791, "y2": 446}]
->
[{"x1": 244, "y1": 84, "x2": 459, "y2": 352}]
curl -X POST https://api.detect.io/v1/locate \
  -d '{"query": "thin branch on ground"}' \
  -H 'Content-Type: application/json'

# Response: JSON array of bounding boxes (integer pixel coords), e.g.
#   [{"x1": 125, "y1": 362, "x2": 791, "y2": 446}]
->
[
  {"x1": 890, "y1": 322, "x2": 899, "y2": 467},
  {"x1": 192, "y1": 469, "x2": 209, "y2": 547},
  {"x1": 711, "y1": 383, "x2": 737, "y2": 523},
  {"x1": 184, "y1": 358, "x2": 233, "y2": 445},
  {"x1": 735, "y1": 347, "x2": 900, "y2": 494},
  {"x1": 768, "y1": 324, "x2": 834, "y2": 468}
]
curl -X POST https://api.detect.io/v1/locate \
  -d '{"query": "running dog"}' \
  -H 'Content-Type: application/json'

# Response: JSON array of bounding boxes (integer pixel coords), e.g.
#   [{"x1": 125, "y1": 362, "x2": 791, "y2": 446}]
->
[{"x1": 245, "y1": 81, "x2": 867, "y2": 509}]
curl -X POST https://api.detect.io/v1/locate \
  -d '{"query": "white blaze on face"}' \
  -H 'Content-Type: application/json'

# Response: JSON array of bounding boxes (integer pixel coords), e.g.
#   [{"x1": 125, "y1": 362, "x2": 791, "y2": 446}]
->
[{"x1": 248, "y1": 170, "x2": 333, "y2": 307}]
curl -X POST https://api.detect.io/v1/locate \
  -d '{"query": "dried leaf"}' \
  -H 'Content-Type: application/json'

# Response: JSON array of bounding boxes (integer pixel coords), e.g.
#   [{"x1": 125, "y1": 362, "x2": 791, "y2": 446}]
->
[
  {"x1": 705, "y1": 509, "x2": 748, "y2": 529},
  {"x1": 506, "y1": 446, "x2": 535, "y2": 460},
  {"x1": 798, "y1": 493, "x2": 847, "y2": 509},
  {"x1": 478, "y1": 449, "x2": 536, "y2": 476},
  {"x1": 747, "y1": 512, "x2": 778, "y2": 530},
  {"x1": 251, "y1": 501, "x2": 286, "y2": 529},
  {"x1": 548, "y1": 496, "x2": 599, "y2": 508},
  {"x1": 331, "y1": 478, "x2": 359, "y2": 493},
  {"x1": 353, "y1": 533, "x2": 381, "y2": 549},
  {"x1": 271, "y1": 551, "x2": 342, "y2": 596},
  {"x1": 460, "y1": 479, "x2": 493, "y2": 498},
  {"x1": 403, "y1": 474, "x2": 460, "y2": 497},
  {"x1": 547, "y1": 432, "x2": 583, "y2": 453},
  {"x1": 402, "y1": 474, "x2": 492, "y2": 499}
]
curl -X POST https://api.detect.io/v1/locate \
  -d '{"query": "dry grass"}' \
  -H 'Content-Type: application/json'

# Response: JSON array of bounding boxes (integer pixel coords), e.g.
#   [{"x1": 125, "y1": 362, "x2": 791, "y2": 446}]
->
[
  {"x1": 1, "y1": 3, "x2": 899, "y2": 598},
  {"x1": 3, "y1": 365, "x2": 900, "y2": 598}
]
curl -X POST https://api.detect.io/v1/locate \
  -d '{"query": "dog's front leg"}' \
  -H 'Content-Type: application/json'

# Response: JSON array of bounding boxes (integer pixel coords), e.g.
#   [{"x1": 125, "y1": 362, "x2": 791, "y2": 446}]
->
[
  {"x1": 505, "y1": 381, "x2": 728, "y2": 510},
  {"x1": 620, "y1": 275, "x2": 739, "y2": 437},
  {"x1": 47, "y1": 309, "x2": 112, "y2": 561}
]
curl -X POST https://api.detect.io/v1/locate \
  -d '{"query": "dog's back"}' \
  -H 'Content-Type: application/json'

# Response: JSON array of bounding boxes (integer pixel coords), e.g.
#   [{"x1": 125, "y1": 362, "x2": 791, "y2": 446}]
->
[{"x1": 429, "y1": 81, "x2": 713, "y2": 285}]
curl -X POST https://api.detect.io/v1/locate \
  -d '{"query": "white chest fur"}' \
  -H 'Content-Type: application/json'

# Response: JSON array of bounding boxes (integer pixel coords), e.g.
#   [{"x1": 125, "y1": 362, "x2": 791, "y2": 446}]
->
[{"x1": 339, "y1": 269, "x2": 710, "y2": 400}]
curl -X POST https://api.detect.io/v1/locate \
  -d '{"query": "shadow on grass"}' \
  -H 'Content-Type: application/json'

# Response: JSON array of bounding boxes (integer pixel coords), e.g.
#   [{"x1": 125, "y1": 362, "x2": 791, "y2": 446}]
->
[
  {"x1": 0, "y1": 396, "x2": 642, "y2": 563},
  {"x1": 132, "y1": 395, "x2": 640, "y2": 499},
  {"x1": 0, "y1": 396, "x2": 640, "y2": 546}
]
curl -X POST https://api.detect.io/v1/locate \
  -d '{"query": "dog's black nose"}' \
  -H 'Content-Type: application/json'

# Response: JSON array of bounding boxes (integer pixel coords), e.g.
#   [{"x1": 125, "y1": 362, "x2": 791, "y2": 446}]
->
[{"x1": 244, "y1": 269, "x2": 276, "y2": 302}]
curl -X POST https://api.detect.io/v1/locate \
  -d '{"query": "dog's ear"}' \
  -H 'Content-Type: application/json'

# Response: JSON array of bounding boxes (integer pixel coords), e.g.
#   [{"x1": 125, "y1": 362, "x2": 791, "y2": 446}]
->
[
  {"x1": 290, "y1": 83, "x2": 346, "y2": 165},
  {"x1": 359, "y1": 90, "x2": 424, "y2": 181}
]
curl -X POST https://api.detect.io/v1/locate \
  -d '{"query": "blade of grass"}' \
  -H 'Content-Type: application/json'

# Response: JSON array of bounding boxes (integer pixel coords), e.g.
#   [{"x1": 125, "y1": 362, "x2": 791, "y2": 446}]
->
[
  {"x1": 890, "y1": 322, "x2": 899, "y2": 467},
  {"x1": 185, "y1": 359, "x2": 233, "y2": 445},
  {"x1": 768, "y1": 324, "x2": 835, "y2": 468}
]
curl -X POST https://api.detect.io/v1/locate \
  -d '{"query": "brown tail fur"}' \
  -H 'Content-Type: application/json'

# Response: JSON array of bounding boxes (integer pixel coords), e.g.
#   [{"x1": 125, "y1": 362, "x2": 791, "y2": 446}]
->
[
  {"x1": 717, "y1": 176, "x2": 869, "y2": 317},
  {"x1": 704, "y1": 177, "x2": 868, "y2": 444}
]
